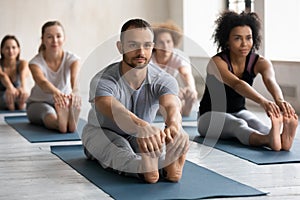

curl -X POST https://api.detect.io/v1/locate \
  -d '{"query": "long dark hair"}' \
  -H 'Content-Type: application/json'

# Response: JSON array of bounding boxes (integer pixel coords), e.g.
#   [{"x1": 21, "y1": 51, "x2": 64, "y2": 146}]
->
[
  {"x1": 38, "y1": 20, "x2": 65, "y2": 52},
  {"x1": 0, "y1": 35, "x2": 21, "y2": 61}
]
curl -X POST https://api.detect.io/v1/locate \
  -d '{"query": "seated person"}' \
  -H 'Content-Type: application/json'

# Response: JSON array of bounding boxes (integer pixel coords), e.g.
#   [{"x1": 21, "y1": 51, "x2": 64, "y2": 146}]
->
[
  {"x1": 0, "y1": 35, "x2": 29, "y2": 110},
  {"x1": 82, "y1": 18, "x2": 189, "y2": 184},
  {"x1": 151, "y1": 21, "x2": 198, "y2": 116},
  {"x1": 198, "y1": 11, "x2": 298, "y2": 151},
  {"x1": 27, "y1": 21, "x2": 81, "y2": 133}
]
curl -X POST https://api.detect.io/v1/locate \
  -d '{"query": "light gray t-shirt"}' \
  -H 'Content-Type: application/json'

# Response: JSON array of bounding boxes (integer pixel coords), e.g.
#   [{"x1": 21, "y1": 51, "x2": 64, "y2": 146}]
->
[
  {"x1": 28, "y1": 51, "x2": 79, "y2": 104},
  {"x1": 87, "y1": 62, "x2": 179, "y2": 136},
  {"x1": 151, "y1": 48, "x2": 191, "y2": 77}
]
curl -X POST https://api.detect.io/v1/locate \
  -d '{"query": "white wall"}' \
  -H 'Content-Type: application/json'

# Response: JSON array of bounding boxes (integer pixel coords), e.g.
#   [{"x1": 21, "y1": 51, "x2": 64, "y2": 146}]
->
[
  {"x1": 1, "y1": 0, "x2": 299, "y2": 114},
  {"x1": 0, "y1": 0, "x2": 170, "y2": 94},
  {"x1": 0, "y1": 0, "x2": 174, "y2": 118},
  {"x1": 182, "y1": 0, "x2": 226, "y2": 57},
  {"x1": 0, "y1": 0, "x2": 171, "y2": 61}
]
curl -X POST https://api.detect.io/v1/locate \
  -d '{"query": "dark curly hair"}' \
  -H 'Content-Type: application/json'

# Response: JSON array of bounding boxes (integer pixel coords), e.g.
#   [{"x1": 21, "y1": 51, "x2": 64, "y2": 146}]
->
[{"x1": 213, "y1": 10, "x2": 262, "y2": 52}]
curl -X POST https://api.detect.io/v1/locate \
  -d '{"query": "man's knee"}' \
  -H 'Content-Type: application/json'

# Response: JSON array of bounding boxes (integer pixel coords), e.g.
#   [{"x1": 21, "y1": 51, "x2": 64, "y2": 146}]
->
[{"x1": 84, "y1": 147, "x2": 96, "y2": 160}]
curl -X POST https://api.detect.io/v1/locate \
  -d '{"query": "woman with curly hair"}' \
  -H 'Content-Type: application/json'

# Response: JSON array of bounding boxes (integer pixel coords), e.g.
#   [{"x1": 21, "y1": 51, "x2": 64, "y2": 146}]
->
[
  {"x1": 151, "y1": 21, "x2": 198, "y2": 116},
  {"x1": 197, "y1": 11, "x2": 298, "y2": 151}
]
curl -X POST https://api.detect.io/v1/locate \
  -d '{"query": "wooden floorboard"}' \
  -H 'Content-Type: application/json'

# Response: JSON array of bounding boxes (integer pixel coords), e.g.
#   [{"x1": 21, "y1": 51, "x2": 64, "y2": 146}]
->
[{"x1": 0, "y1": 106, "x2": 300, "y2": 200}]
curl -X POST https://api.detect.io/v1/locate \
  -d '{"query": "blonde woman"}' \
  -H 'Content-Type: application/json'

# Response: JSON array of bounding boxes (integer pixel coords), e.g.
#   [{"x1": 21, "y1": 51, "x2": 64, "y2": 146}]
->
[{"x1": 27, "y1": 21, "x2": 81, "y2": 133}]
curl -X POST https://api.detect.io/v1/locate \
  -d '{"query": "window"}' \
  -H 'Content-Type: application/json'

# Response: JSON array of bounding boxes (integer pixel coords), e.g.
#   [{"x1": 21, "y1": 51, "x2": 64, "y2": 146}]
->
[
  {"x1": 264, "y1": 0, "x2": 300, "y2": 61},
  {"x1": 183, "y1": 0, "x2": 225, "y2": 57},
  {"x1": 183, "y1": 0, "x2": 300, "y2": 61},
  {"x1": 227, "y1": 0, "x2": 254, "y2": 13}
]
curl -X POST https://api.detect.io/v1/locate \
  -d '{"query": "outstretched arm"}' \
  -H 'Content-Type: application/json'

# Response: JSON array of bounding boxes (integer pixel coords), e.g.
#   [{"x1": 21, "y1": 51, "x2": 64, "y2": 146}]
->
[
  {"x1": 159, "y1": 94, "x2": 182, "y2": 135},
  {"x1": 29, "y1": 63, "x2": 68, "y2": 107},
  {"x1": 209, "y1": 57, "x2": 280, "y2": 116},
  {"x1": 159, "y1": 94, "x2": 189, "y2": 154},
  {"x1": 255, "y1": 57, "x2": 295, "y2": 116},
  {"x1": 69, "y1": 60, "x2": 81, "y2": 108},
  {"x1": 94, "y1": 96, "x2": 164, "y2": 154},
  {"x1": 17, "y1": 60, "x2": 30, "y2": 102},
  {"x1": 178, "y1": 66, "x2": 196, "y2": 91},
  {"x1": 0, "y1": 65, "x2": 19, "y2": 106}
]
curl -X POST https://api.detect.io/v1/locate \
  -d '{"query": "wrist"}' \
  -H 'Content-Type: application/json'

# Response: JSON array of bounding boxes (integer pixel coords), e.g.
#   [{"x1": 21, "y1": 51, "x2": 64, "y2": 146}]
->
[
  {"x1": 165, "y1": 121, "x2": 180, "y2": 131},
  {"x1": 275, "y1": 98, "x2": 285, "y2": 104}
]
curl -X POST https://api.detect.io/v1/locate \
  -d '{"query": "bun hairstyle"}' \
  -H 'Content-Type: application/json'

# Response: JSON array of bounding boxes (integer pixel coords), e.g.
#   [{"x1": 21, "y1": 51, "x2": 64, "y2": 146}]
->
[{"x1": 38, "y1": 20, "x2": 64, "y2": 52}]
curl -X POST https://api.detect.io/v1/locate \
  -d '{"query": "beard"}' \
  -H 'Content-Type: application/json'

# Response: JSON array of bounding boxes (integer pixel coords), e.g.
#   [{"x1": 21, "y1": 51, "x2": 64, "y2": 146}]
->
[{"x1": 123, "y1": 54, "x2": 149, "y2": 69}]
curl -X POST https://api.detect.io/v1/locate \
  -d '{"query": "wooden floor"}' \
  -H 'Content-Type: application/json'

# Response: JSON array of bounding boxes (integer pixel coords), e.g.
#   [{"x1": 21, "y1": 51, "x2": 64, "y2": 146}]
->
[{"x1": 1, "y1": 105, "x2": 300, "y2": 200}]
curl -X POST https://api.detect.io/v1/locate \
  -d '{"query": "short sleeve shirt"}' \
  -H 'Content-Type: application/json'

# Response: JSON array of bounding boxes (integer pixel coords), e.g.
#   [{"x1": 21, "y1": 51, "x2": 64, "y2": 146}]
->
[
  {"x1": 151, "y1": 48, "x2": 191, "y2": 77},
  {"x1": 27, "y1": 51, "x2": 80, "y2": 104},
  {"x1": 87, "y1": 62, "x2": 179, "y2": 136}
]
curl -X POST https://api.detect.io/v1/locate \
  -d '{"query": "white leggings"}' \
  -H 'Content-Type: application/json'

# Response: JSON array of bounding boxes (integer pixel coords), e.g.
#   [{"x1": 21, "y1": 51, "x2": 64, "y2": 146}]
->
[{"x1": 197, "y1": 109, "x2": 270, "y2": 145}]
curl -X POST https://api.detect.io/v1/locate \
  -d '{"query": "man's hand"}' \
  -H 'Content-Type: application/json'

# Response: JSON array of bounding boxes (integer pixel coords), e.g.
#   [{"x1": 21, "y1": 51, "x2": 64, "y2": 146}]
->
[
  {"x1": 136, "y1": 125, "x2": 165, "y2": 157},
  {"x1": 164, "y1": 125, "x2": 189, "y2": 160}
]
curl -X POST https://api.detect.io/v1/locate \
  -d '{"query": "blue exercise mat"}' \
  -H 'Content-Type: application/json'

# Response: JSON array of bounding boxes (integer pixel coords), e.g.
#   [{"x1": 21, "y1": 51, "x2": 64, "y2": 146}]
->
[
  {"x1": 183, "y1": 126, "x2": 300, "y2": 165},
  {"x1": 0, "y1": 109, "x2": 26, "y2": 114},
  {"x1": 51, "y1": 144, "x2": 266, "y2": 200},
  {"x1": 154, "y1": 110, "x2": 198, "y2": 123},
  {"x1": 5, "y1": 115, "x2": 84, "y2": 143}
]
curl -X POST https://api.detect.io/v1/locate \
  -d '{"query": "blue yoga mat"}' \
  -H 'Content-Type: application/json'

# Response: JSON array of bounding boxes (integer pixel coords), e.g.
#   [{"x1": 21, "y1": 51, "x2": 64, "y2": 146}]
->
[
  {"x1": 0, "y1": 109, "x2": 26, "y2": 114},
  {"x1": 51, "y1": 144, "x2": 266, "y2": 200},
  {"x1": 154, "y1": 110, "x2": 198, "y2": 123},
  {"x1": 5, "y1": 115, "x2": 84, "y2": 143},
  {"x1": 184, "y1": 126, "x2": 300, "y2": 165}
]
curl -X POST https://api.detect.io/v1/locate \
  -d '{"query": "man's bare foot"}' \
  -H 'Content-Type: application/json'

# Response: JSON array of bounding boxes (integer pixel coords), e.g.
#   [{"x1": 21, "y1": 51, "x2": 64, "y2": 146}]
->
[
  {"x1": 268, "y1": 113, "x2": 283, "y2": 151},
  {"x1": 140, "y1": 153, "x2": 159, "y2": 184},
  {"x1": 163, "y1": 154, "x2": 186, "y2": 182},
  {"x1": 54, "y1": 103, "x2": 69, "y2": 133},
  {"x1": 281, "y1": 114, "x2": 298, "y2": 151}
]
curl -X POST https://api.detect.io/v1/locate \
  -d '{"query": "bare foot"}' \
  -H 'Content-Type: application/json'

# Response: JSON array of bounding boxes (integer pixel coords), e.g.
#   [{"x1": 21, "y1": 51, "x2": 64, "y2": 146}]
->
[
  {"x1": 7, "y1": 102, "x2": 15, "y2": 111},
  {"x1": 268, "y1": 113, "x2": 283, "y2": 151},
  {"x1": 140, "y1": 153, "x2": 159, "y2": 184},
  {"x1": 281, "y1": 114, "x2": 298, "y2": 151},
  {"x1": 68, "y1": 100, "x2": 81, "y2": 133},
  {"x1": 163, "y1": 154, "x2": 186, "y2": 182},
  {"x1": 54, "y1": 103, "x2": 69, "y2": 133}
]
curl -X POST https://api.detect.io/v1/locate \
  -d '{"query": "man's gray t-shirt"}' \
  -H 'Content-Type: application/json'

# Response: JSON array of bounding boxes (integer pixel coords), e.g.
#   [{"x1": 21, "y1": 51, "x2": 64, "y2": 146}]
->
[{"x1": 87, "y1": 62, "x2": 179, "y2": 136}]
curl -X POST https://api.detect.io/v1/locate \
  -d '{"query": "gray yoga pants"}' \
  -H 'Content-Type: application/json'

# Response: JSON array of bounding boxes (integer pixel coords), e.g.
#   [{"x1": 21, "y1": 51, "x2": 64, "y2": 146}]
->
[
  {"x1": 26, "y1": 102, "x2": 56, "y2": 125},
  {"x1": 197, "y1": 109, "x2": 270, "y2": 145}
]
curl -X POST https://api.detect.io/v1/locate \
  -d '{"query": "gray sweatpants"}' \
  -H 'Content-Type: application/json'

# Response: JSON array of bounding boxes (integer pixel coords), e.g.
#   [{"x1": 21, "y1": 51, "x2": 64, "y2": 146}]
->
[
  {"x1": 81, "y1": 124, "x2": 165, "y2": 175},
  {"x1": 26, "y1": 102, "x2": 56, "y2": 125},
  {"x1": 197, "y1": 109, "x2": 270, "y2": 145}
]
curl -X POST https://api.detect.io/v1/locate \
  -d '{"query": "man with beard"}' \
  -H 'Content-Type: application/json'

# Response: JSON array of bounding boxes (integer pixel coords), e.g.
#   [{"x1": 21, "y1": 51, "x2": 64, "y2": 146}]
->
[{"x1": 82, "y1": 18, "x2": 189, "y2": 184}]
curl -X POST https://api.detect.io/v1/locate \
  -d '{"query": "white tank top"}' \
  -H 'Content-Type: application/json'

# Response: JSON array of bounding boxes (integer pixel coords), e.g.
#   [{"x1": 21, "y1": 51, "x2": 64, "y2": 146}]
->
[{"x1": 28, "y1": 51, "x2": 79, "y2": 104}]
